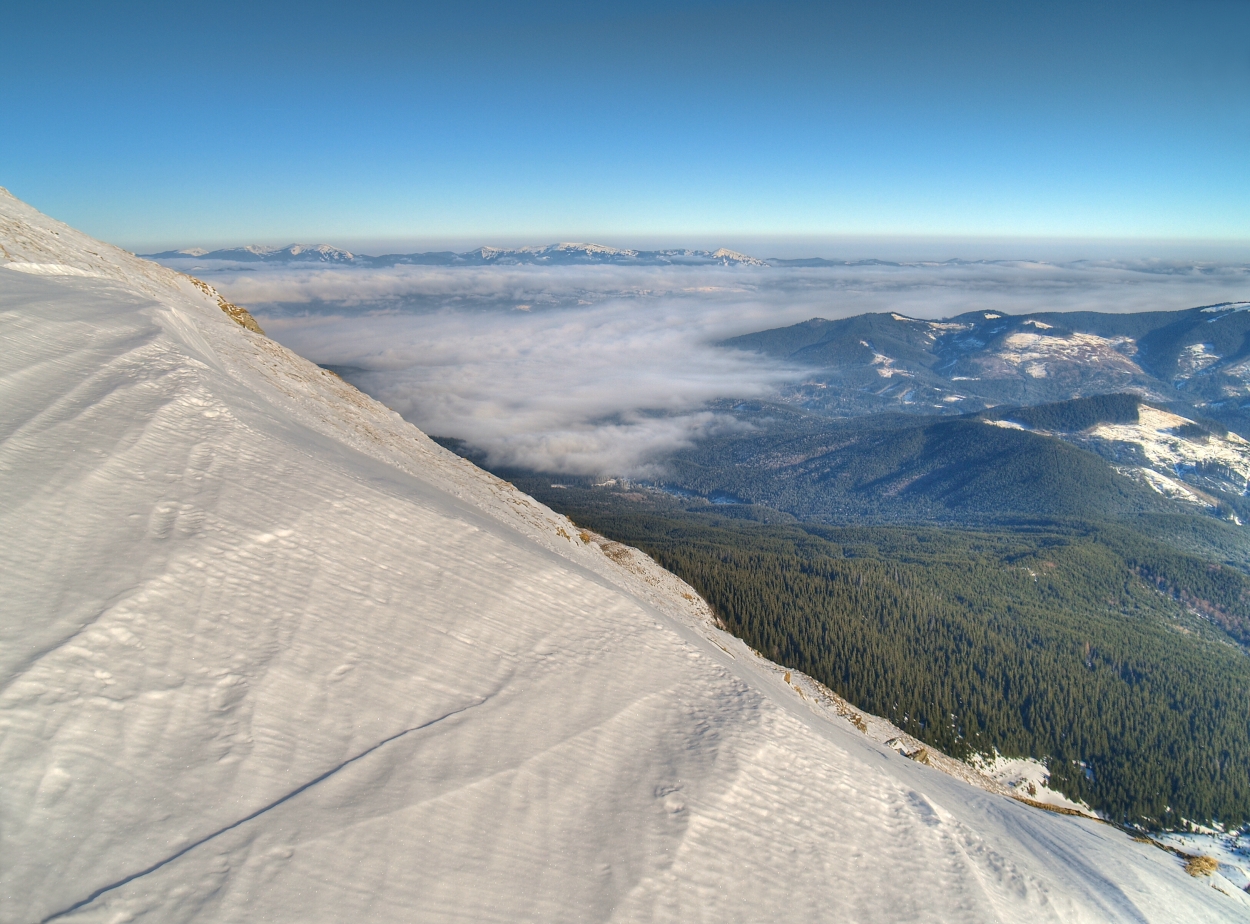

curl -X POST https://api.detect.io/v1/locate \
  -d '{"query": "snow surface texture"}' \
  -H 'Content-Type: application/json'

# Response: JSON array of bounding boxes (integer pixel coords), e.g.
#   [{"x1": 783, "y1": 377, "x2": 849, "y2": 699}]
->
[
  {"x1": 986, "y1": 330, "x2": 1141, "y2": 380},
  {"x1": 1157, "y1": 829, "x2": 1250, "y2": 892},
  {"x1": 967, "y1": 754, "x2": 1089, "y2": 814},
  {"x1": 1093, "y1": 405, "x2": 1250, "y2": 492},
  {"x1": 2, "y1": 188, "x2": 1246, "y2": 922}
]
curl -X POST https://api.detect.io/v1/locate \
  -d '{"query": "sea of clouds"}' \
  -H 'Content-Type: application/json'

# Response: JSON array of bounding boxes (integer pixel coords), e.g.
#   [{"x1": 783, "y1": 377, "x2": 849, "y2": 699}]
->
[{"x1": 189, "y1": 258, "x2": 1250, "y2": 476}]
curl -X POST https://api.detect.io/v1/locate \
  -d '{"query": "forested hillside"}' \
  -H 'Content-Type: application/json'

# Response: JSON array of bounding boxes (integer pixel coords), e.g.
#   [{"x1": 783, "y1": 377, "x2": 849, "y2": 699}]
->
[
  {"x1": 662, "y1": 407, "x2": 1172, "y2": 524},
  {"x1": 724, "y1": 304, "x2": 1250, "y2": 436},
  {"x1": 980, "y1": 393, "x2": 1142, "y2": 431}
]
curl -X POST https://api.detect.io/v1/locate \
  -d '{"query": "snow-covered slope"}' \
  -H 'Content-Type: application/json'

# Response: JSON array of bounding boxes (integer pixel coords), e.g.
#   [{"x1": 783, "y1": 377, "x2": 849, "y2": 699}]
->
[
  {"x1": 1091, "y1": 405, "x2": 1250, "y2": 500},
  {"x1": 2, "y1": 189, "x2": 1246, "y2": 922}
]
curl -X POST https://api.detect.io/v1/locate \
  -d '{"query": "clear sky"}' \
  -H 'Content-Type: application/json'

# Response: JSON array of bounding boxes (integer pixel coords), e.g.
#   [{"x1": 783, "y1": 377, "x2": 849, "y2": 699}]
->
[{"x1": 2, "y1": 1, "x2": 1248, "y2": 252}]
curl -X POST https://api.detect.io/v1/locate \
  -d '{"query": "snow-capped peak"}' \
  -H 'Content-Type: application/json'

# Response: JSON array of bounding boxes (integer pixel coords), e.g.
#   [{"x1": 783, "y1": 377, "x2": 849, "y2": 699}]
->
[
  {"x1": 710, "y1": 247, "x2": 767, "y2": 266},
  {"x1": 285, "y1": 243, "x2": 355, "y2": 260},
  {"x1": 547, "y1": 242, "x2": 639, "y2": 256}
]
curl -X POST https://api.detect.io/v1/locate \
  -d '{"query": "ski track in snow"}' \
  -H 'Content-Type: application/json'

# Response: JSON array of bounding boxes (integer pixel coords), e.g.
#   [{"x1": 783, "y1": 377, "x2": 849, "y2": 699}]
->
[{"x1": 1, "y1": 188, "x2": 1247, "y2": 922}]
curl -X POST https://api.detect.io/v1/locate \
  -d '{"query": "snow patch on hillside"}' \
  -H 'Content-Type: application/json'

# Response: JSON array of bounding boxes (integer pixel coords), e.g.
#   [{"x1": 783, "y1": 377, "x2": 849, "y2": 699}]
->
[
  {"x1": 968, "y1": 754, "x2": 1092, "y2": 815},
  {"x1": 1136, "y1": 467, "x2": 1218, "y2": 508},
  {"x1": 1176, "y1": 343, "x2": 1221, "y2": 379},
  {"x1": 1093, "y1": 406, "x2": 1250, "y2": 492},
  {"x1": 1200, "y1": 301, "x2": 1250, "y2": 314},
  {"x1": 1156, "y1": 828, "x2": 1250, "y2": 893},
  {"x1": 860, "y1": 340, "x2": 908, "y2": 377},
  {"x1": 997, "y1": 331, "x2": 1141, "y2": 374}
]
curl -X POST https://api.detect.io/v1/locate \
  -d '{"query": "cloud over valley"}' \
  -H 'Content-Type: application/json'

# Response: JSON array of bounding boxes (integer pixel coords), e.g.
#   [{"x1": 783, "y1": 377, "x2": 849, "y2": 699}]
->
[{"x1": 194, "y1": 258, "x2": 1250, "y2": 476}]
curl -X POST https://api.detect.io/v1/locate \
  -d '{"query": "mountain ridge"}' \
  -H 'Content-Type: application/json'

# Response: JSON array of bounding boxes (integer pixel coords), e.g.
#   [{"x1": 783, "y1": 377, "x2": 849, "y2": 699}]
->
[
  {"x1": 144, "y1": 241, "x2": 770, "y2": 267},
  {"x1": 726, "y1": 303, "x2": 1250, "y2": 434}
]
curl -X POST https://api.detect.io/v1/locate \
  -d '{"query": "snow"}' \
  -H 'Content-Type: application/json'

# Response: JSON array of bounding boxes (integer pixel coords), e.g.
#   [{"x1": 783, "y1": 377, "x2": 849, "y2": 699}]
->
[
  {"x1": 995, "y1": 331, "x2": 1141, "y2": 376},
  {"x1": 286, "y1": 244, "x2": 355, "y2": 260},
  {"x1": 546, "y1": 242, "x2": 639, "y2": 257},
  {"x1": 150, "y1": 241, "x2": 770, "y2": 268},
  {"x1": 3, "y1": 261, "x2": 101, "y2": 277},
  {"x1": 708, "y1": 247, "x2": 768, "y2": 266},
  {"x1": 1176, "y1": 342, "x2": 1222, "y2": 378},
  {"x1": 969, "y1": 754, "x2": 1093, "y2": 815},
  {"x1": 1135, "y1": 467, "x2": 1217, "y2": 508},
  {"x1": 1155, "y1": 829, "x2": 1250, "y2": 893},
  {"x1": 859, "y1": 340, "x2": 908, "y2": 377},
  {"x1": 1092, "y1": 405, "x2": 1250, "y2": 490},
  {"x1": 2, "y1": 187, "x2": 1247, "y2": 921}
]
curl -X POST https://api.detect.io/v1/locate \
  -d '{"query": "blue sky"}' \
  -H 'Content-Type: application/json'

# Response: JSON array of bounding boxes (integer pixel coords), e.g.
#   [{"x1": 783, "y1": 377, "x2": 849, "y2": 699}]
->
[{"x1": 2, "y1": 1, "x2": 1248, "y2": 252}]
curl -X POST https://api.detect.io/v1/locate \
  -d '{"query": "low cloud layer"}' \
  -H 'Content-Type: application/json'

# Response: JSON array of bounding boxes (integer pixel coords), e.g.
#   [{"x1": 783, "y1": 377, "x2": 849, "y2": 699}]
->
[
  {"x1": 196, "y1": 259, "x2": 1250, "y2": 476},
  {"x1": 258, "y1": 285, "x2": 800, "y2": 475}
]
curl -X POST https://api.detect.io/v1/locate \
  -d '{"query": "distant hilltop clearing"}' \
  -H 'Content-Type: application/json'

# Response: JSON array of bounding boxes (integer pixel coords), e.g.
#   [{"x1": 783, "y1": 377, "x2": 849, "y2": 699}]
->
[{"x1": 144, "y1": 241, "x2": 770, "y2": 267}]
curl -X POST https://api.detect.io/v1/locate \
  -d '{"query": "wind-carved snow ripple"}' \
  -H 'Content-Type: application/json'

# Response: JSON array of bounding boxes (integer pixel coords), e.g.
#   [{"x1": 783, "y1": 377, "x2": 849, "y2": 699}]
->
[
  {"x1": 0, "y1": 315, "x2": 224, "y2": 690},
  {"x1": 38, "y1": 694, "x2": 495, "y2": 923},
  {"x1": 609, "y1": 706, "x2": 1065, "y2": 924}
]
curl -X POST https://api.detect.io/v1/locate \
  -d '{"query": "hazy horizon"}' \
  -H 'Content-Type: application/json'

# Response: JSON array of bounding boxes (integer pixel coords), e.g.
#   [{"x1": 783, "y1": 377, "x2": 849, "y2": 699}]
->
[{"x1": 135, "y1": 233, "x2": 1250, "y2": 265}]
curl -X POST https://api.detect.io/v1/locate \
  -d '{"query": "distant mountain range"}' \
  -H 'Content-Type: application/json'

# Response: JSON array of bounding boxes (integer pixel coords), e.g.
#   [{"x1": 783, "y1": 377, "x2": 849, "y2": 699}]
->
[
  {"x1": 725, "y1": 303, "x2": 1250, "y2": 429},
  {"x1": 144, "y1": 241, "x2": 770, "y2": 267}
]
